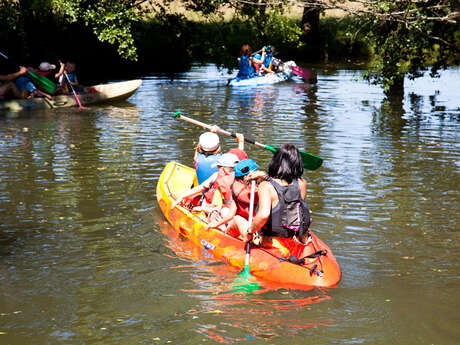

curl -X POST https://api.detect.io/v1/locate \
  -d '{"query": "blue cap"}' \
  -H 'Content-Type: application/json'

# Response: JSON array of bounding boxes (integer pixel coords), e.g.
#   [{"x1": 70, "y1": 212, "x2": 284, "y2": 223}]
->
[
  {"x1": 235, "y1": 159, "x2": 258, "y2": 177},
  {"x1": 254, "y1": 54, "x2": 261, "y2": 60}
]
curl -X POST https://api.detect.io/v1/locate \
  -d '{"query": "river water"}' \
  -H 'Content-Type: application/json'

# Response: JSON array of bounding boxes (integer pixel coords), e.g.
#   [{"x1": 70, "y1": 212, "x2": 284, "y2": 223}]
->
[{"x1": 0, "y1": 64, "x2": 459, "y2": 345}]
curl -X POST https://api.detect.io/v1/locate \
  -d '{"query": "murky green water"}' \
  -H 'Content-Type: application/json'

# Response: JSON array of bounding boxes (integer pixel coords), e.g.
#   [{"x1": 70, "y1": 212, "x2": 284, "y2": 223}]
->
[{"x1": 1, "y1": 65, "x2": 459, "y2": 344}]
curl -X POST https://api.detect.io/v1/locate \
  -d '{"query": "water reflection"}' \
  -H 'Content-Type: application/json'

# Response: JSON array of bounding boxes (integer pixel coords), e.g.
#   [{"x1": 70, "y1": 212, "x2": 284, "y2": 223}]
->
[
  {"x1": 157, "y1": 220, "x2": 333, "y2": 342},
  {"x1": 0, "y1": 64, "x2": 459, "y2": 345}
]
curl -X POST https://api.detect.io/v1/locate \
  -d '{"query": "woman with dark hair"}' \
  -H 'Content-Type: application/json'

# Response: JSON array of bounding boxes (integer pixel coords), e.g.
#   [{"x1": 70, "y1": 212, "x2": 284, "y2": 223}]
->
[{"x1": 245, "y1": 144, "x2": 311, "y2": 256}]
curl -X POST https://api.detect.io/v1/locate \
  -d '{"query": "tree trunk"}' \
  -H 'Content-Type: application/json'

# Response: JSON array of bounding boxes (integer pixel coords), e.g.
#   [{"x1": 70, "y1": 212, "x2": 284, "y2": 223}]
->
[
  {"x1": 301, "y1": 2, "x2": 320, "y2": 43},
  {"x1": 384, "y1": 77, "x2": 405, "y2": 104}
]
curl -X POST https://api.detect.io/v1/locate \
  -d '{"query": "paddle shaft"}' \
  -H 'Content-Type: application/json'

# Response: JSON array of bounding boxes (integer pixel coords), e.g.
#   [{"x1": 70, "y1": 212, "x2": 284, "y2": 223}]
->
[
  {"x1": 64, "y1": 71, "x2": 85, "y2": 109},
  {"x1": 174, "y1": 112, "x2": 271, "y2": 151},
  {"x1": 173, "y1": 112, "x2": 323, "y2": 170},
  {"x1": 243, "y1": 180, "x2": 256, "y2": 269}
]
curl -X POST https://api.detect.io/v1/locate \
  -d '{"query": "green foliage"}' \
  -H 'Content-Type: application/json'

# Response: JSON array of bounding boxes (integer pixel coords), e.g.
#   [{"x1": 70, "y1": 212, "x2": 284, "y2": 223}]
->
[
  {"x1": 359, "y1": 0, "x2": 460, "y2": 90},
  {"x1": 52, "y1": 0, "x2": 140, "y2": 60},
  {"x1": 264, "y1": 11, "x2": 304, "y2": 50},
  {"x1": 1, "y1": 0, "x2": 458, "y2": 89}
]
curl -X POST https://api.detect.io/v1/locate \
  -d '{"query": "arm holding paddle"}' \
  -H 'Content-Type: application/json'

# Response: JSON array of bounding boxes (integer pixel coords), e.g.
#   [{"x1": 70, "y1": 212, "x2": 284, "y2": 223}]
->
[
  {"x1": 208, "y1": 125, "x2": 245, "y2": 150},
  {"x1": 245, "y1": 180, "x2": 271, "y2": 243},
  {"x1": 0, "y1": 66, "x2": 27, "y2": 81}
]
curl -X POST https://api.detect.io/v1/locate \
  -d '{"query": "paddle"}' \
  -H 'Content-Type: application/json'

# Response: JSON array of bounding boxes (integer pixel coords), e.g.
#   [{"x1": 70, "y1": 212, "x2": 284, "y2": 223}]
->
[
  {"x1": 291, "y1": 65, "x2": 311, "y2": 81},
  {"x1": 173, "y1": 111, "x2": 323, "y2": 171},
  {"x1": 0, "y1": 51, "x2": 57, "y2": 94},
  {"x1": 232, "y1": 180, "x2": 260, "y2": 293},
  {"x1": 63, "y1": 71, "x2": 86, "y2": 110}
]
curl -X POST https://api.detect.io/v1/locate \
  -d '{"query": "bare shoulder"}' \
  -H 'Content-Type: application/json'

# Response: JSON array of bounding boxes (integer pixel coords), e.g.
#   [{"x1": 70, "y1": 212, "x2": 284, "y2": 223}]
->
[
  {"x1": 259, "y1": 180, "x2": 276, "y2": 196},
  {"x1": 298, "y1": 178, "x2": 307, "y2": 188},
  {"x1": 298, "y1": 178, "x2": 307, "y2": 198}
]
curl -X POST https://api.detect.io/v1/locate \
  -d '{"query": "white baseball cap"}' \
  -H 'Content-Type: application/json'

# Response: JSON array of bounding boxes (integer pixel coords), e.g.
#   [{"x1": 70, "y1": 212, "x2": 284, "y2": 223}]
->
[
  {"x1": 217, "y1": 153, "x2": 239, "y2": 168},
  {"x1": 199, "y1": 132, "x2": 220, "y2": 152},
  {"x1": 39, "y1": 62, "x2": 56, "y2": 71}
]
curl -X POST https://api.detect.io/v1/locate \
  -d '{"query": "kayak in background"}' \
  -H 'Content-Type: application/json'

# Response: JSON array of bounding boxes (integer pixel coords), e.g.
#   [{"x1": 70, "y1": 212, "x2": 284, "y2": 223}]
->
[
  {"x1": 0, "y1": 79, "x2": 142, "y2": 112},
  {"x1": 228, "y1": 60, "x2": 297, "y2": 87}
]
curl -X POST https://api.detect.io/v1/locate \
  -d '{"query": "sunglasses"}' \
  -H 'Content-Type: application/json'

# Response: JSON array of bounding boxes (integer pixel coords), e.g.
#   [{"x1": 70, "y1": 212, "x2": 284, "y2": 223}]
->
[{"x1": 240, "y1": 166, "x2": 250, "y2": 174}]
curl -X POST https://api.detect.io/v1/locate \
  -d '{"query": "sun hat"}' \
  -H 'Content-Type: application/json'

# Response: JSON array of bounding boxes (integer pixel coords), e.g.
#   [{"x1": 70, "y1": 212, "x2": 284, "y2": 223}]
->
[
  {"x1": 235, "y1": 159, "x2": 258, "y2": 177},
  {"x1": 228, "y1": 148, "x2": 248, "y2": 161},
  {"x1": 39, "y1": 62, "x2": 56, "y2": 71},
  {"x1": 216, "y1": 153, "x2": 239, "y2": 168},
  {"x1": 199, "y1": 132, "x2": 220, "y2": 152}
]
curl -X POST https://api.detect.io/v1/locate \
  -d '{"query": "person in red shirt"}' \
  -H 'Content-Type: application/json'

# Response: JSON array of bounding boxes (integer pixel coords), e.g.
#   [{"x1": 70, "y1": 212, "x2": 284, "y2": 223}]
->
[
  {"x1": 225, "y1": 159, "x2": 259, "y2": 240},
  {"x1": 171, "y1": 153, "x2": 240, "y2": 230}
]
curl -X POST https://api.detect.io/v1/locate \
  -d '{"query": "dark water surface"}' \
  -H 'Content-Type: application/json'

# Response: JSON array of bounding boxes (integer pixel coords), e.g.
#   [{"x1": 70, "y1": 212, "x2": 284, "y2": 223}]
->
[{"x1": 1, "y1": 65, "x2": 459, "y2": 344}]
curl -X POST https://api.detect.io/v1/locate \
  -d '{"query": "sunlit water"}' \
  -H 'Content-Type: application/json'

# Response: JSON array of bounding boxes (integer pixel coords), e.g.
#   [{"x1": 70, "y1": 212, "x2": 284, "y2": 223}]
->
[{"x1": 0, "y1": 64, "x2": 459, "y2": 345}]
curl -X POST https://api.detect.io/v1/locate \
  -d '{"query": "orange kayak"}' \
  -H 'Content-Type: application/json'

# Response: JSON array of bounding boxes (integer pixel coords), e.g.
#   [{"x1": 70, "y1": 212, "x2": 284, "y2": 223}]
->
[{"x1": 156, "y1": 161, "x2": 341, "y2": 289}]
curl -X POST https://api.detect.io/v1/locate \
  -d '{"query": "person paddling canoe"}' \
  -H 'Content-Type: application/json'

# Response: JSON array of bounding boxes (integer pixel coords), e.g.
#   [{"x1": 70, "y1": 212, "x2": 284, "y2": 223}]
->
[{"x1": 245, "y1": 144, "x2": 312, "y2": 257}]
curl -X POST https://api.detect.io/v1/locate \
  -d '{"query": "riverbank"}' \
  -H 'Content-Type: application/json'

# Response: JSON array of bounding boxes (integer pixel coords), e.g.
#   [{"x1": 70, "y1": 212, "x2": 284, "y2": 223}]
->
[{"x1": 1, "y1": 7, "x2": 370, "y2": 85}]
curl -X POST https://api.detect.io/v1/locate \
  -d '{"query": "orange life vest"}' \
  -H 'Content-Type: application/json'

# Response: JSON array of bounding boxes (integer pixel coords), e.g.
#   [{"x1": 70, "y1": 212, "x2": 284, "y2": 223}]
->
[{"x1": 204, "y1": 170, "x2": 235, "y2": 206}]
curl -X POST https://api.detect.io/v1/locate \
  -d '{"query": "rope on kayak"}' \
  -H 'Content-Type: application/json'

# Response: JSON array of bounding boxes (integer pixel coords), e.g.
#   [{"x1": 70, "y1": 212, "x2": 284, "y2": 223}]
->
[
  {"x1": 279, "y1": 250, "x2": 327, "y2": 265},
  {"x1": 278, "y1": 229, "x2": 327, "y2": 276}
]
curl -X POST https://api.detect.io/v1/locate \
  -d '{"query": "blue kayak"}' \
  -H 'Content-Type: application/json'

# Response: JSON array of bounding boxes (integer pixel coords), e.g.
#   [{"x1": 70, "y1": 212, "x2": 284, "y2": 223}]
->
[{"x1": 228, "y1": 61, "x2": 296, "y2": 87}]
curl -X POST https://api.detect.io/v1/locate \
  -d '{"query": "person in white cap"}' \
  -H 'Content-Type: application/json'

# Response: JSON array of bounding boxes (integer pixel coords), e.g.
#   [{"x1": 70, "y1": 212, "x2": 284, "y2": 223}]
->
[
  {"x1": 194, "y1": 131, "x2": 222, "y2": 184},
  {"x1": 173, "y1": 152, "x2": 240, "y2": 230},
  {"x1": 194, "y1": 129, "x2": 246, "y2": 185},
  {"x1": 38, "y1": 62, "x2": 56, "y2": 74}
]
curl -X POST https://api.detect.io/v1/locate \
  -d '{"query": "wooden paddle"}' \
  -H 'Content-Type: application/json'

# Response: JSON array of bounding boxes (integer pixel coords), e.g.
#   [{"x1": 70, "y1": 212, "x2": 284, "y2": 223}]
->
[{"x1": 173, "y1": 111, "x2": 323, "y2": 171}]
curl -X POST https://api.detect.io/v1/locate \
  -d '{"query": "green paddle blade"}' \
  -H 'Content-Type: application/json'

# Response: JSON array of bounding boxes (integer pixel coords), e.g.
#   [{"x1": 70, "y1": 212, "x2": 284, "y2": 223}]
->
[
  {"x1": 232, "y1": 266, "x2": 260, "y2": 294},
  {"x1": 265, "y1": 144, "x2": 323, "y2": 171},
  {"x1": 26, "y1": 71, "x2": 56, "y2": 94},
  {"x1": 300, "y1": 151, "x2": 323, "y2": 170}
]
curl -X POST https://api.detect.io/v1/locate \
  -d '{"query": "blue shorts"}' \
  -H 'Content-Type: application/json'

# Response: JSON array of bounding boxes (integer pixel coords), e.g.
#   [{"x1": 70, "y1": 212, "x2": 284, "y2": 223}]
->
[{"x1": 15, "y1": 75, "x2": 36, "y2": 95}]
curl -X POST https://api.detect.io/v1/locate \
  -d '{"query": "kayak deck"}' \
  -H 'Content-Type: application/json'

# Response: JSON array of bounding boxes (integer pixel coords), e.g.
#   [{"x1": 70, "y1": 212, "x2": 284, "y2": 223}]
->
[{"x1": 156, "y1": 161, "x2": 341, "y2": 289}]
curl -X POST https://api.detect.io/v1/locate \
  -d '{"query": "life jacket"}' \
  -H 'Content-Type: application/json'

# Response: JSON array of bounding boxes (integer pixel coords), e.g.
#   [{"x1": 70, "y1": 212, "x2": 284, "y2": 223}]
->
[
  {"x1": 237, "y1": 55, "x2": 255, "y2": 78},
  {"x1": 59, "y1": 73, "x2": 78, "y2": 92},
  {"x1": 232, "y1": 179, "x2": 258, "y2": 219},
  {"x1": 195, "y1": 152, "x2": 221, "y2": 185},
  {"x1": 204, "y1": 169, "x2": 235, "y2": 206},
  {"x1": 262, "y1": 179, "x2": 311, "y2": 241},
  {"x1": 264, "y1": 54, "x2": 274, "y2": 69}
]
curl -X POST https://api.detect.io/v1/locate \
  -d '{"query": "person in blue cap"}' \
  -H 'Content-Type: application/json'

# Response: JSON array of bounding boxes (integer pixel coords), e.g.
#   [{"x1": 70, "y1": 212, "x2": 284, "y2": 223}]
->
[{"x1": 225, "y1": 159, "x2": 260, "y2": 240}]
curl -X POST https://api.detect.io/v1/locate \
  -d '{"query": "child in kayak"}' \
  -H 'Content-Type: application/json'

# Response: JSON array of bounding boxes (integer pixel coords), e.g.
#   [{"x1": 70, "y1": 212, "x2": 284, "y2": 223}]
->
[
  {"x1": 252, "y1": 46, "x2": 275, "y2": 76},
  {"x1": 55, "y1": 61, "x2": 79, "y2": 93},
  {"x1": 225, "y1": 159, "x2": 260, "y2": 240},
  {"x1": 172, "y1": 153, "x2": 240, "y2": 230},
  {"x1": 194, "y1": 130, "x2": 246, "y2": 185}
]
